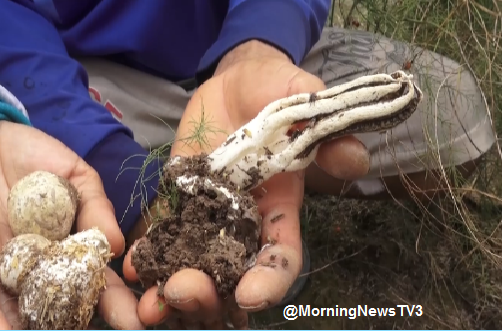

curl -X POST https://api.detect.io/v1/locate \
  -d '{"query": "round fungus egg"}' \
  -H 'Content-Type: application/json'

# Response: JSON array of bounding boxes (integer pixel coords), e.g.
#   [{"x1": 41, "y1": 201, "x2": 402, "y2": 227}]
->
[{"x1": 7, "y1": 171, "x2": 79, "y2": 241}]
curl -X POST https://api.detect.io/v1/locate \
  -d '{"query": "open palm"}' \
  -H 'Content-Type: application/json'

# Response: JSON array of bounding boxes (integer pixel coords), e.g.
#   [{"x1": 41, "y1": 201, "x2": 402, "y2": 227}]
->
[{"x1": 122, "y1": 52, "x2": 370, "y2": 329}]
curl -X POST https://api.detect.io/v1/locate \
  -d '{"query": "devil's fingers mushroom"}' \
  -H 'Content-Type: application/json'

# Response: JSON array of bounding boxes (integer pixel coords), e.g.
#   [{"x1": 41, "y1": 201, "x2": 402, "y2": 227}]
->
[
  {"x1": 7, "y1": 171, "x2": 79, "y2": 241},
  {"x1": 205, "y1": 70, "x2": 423, "y2": 190}
]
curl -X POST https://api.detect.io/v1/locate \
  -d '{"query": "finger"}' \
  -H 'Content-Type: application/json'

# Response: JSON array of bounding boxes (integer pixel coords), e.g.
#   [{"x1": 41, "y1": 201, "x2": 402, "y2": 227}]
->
[
  {"x1": 72, "y1": 163, "x2": 125, "y2": 257},
  {"x1": 315, "y1": 136, "x2": 370, "y2": 180},
  {"x1": 97, "y1": 267, "x2": 144, "y2": 330},
  {"x1": 287, "y1": 71, "x2": 370, "y2": 180},
  {"x1": 237, "y1": 172, "x2": 303, "y2": 310},
  {"x1": 237, "y1": 243, "x2": 301, "y2": 311},
  {"x1": 287, "y1": 72, "x2": 370, "y2": 181},
  {"x1": 0, "y1": 311, "x2": 11, "y2": 330},
  {"x1": 287, "y1": 68, "x2": 326, "y2": 96},
  {"x1": 163, "y1": 269, "x2": 222, "y2": 319},
  {"x1": 138, "y1": 286, "x2": 171, "y2": 326},
  {"x1": 122, "y1": 240, "x2": 141, "y2": 282}
]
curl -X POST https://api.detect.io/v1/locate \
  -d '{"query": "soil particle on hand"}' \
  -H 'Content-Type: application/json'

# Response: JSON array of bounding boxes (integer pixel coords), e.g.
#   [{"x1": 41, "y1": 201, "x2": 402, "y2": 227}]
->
[
  {"x1": 132, "y1": 154, "x2": 262, "y2": 298},
  {"x1": 281, "y1": 257, "x2": 288, "y2": 269},
  {"x1": 269, "y1": 214, "x2": 285, "y2": 224}
]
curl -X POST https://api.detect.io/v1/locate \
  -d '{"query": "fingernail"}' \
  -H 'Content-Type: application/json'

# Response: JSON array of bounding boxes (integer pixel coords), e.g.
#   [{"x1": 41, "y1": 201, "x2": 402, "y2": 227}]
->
[
  {"x1": 167, "y1": 298, "x2": 196, "y2": 305},
  {"x1": 323, "y1": 138, "x2": 371, "y2": 179},
  {"x1": 238, "y1": 301, "x2": 269, "y2": 310},
  {"x1": 344, "y1": 138, "x2": 370, "y2": 174}
]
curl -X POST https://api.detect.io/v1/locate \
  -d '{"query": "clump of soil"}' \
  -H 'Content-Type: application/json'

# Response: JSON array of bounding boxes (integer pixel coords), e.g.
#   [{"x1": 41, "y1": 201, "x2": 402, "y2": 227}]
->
[{"x1": 132, "y1": 154, "x2": 262, "y2": 297}]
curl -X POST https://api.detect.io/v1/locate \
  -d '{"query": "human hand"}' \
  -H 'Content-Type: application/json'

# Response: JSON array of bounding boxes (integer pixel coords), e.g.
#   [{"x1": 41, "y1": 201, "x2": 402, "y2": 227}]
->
[
  {"x1": 123, "y1": 40, "x2": 370, "y2": 329},
  {"x1": 0, "y1": 121, "x2": 144, "y2": 330}
]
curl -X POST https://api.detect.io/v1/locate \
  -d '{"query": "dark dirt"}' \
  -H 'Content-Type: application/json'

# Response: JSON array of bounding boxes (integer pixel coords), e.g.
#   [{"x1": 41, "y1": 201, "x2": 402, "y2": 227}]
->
[{"x1": 131, "y1": 154, "x2": 262, "y2": 298}]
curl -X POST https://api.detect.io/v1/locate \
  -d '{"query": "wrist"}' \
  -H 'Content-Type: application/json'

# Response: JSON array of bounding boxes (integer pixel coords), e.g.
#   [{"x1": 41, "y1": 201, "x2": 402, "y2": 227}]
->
[{"x1": 214, "y1": 40, "x2": 291, "y2": 75}]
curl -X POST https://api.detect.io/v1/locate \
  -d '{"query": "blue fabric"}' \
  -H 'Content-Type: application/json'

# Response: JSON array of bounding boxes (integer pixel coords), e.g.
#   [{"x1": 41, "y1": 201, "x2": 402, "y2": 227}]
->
[
  {"x1": 200, "y1": 0, "x2": 330, "y2": 68},
  {"x1": 1, "y1": 0, "x2": 330, "y2": 237},
  {"x1": 0, "y1": 100, "x2": 31, "y2": 126}
]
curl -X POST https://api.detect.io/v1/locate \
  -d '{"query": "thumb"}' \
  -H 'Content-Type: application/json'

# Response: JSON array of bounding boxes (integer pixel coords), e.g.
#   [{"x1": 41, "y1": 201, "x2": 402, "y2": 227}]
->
[
  {"x1": 71, "y1": 161, "x2": 126, "y2": 257},
  {"x1": 289, "y1": 71, "x2": 370, "y2": 180}
]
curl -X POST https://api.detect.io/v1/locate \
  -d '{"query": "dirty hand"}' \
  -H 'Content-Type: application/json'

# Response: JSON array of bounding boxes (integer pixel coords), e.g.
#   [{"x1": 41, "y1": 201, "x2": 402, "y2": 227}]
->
[
  {"x1": 0, "y1": 122, "x2": 143, "y2": 330},
  {"x1": 123, "y1": 40, "x2": 370, "y2": 328}
]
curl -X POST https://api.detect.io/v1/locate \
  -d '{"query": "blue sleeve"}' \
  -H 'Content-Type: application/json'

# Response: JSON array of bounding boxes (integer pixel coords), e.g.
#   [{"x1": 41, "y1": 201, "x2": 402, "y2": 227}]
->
[
  {"x1": 0, "y1": 0, "x2": 160, "y2": 238},
  {"x1": 197, "y1": 0, "x2": 330, "y2": 77}
]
